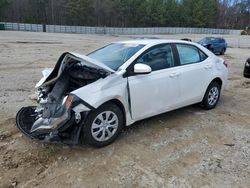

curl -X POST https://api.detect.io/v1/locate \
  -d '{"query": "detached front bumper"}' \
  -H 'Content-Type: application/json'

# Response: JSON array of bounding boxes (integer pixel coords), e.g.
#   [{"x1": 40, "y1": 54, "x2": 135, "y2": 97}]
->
[
  {"x1": 16, "y1": 105, "x2": 87, "y2": 144},
  {"x1": 16, "y1": 106, "x2": 38, "y2": 139}
]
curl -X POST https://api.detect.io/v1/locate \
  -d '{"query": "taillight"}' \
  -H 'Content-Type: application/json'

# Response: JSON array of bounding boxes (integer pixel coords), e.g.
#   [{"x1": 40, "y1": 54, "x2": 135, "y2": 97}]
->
[{"x1": 223, "y1": 61, "x2": 228, "y2": 68}]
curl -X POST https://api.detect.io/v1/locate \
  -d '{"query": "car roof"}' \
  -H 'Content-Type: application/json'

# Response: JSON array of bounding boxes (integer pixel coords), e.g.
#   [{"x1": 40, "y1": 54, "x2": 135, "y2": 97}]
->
[
  {"x1": 115, "y1": 39, "x2": 195, "y2": 46},
  {"x1": 204, "y1": 37, "x2": 224, "y2": 40},
  {"x1": 114, "y1": 39, "x2": 216, "y2": 70}
]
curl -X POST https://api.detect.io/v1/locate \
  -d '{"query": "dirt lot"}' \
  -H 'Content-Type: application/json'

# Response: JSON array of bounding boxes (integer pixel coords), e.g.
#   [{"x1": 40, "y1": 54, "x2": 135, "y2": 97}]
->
[{"x1": 0, "y1": 31, "x2": 250, "y2": 188}]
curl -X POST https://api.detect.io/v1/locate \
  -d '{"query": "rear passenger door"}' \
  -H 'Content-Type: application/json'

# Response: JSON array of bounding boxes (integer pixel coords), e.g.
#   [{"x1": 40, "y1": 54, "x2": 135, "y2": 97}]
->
[{"x1": 174, "y1": 44, "x2": 212, "y2": 106}]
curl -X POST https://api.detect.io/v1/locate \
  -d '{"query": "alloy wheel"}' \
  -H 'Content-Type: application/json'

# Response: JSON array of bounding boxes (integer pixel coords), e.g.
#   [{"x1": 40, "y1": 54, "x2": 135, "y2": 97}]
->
[
  {"x1": 208, "y1": 87, "x2": 219, "y2": 106},
  {"x1": 91, "y1": 111, "x2": 119, "y2": 142}
]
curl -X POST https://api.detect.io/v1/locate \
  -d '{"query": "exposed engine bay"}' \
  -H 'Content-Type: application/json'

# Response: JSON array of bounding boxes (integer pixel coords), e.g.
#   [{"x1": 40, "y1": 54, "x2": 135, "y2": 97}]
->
[
  {"x1": 38, "y1": 61, "x2": 107, "y2": 120},
  {"x1": 16, "y1": 52, "x2": 110, "y2": 144}
]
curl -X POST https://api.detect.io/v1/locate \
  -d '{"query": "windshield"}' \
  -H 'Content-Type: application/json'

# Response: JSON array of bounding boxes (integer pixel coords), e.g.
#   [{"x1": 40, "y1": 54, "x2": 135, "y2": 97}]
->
[
  {"x1": 88, "y1": 43, "x2": 144, "y2": 71},
  {"x1": 199, "y1": 37, "x2": 215, "y2": 44}
]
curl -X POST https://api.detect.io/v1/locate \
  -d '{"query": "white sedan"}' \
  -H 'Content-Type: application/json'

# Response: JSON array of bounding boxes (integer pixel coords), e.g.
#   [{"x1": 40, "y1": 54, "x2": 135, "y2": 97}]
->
[{"x1": 16, "y1": 39, "x2": 228, "y2": 147}]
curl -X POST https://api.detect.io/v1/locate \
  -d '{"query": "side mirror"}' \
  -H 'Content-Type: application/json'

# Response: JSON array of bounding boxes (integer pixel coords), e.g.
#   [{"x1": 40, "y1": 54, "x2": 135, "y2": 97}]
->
[{"x1": 134, "y1": 63, "x2": 152, "y2": 74}]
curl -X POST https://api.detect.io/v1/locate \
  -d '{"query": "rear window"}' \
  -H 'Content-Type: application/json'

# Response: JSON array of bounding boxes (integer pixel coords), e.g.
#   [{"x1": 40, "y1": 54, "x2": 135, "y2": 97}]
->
[
  {"x1": 219, "y1": 38, "x2": 225, "y2": 43},
  {"x1": 199, "y1": 50, "x2": 208, "y2": 61},
  {"x1": 199, "y1": 37, "x2": 214, "y2": 43}
]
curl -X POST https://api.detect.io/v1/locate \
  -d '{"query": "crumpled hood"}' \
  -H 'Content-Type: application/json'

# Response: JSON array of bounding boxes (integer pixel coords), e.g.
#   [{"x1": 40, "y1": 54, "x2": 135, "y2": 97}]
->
[
  {"x1": 69, "y1": 52, "x2": 115, "y2": 73},
  {"x1": 36, "y1": 52, "x2": 114, "y2": 88}
]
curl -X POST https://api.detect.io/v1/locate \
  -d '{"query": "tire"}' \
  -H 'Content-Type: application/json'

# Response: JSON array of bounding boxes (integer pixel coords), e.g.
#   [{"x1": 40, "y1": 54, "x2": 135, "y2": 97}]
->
[
  {"x1": 83, "y1": 102, "x2": 124, "y2": 147},
  {"x1": 220, "y1": 48, "x2": 225, "y2": 55},
  {"x1": 201, "y1": 81, "x2": 221, "y2": 110}
]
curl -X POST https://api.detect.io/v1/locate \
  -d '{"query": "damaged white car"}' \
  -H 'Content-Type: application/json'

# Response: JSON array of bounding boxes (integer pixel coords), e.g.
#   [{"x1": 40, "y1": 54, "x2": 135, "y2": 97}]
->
[{"x1": 16, "y1": 40, "x2": 228, "y2": 147}]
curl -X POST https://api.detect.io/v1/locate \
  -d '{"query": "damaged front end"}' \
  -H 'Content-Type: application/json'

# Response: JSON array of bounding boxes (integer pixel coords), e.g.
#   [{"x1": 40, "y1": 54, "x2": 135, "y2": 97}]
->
[{"x1": 16, "y1": 52, "x2": 113, "y2": 144}]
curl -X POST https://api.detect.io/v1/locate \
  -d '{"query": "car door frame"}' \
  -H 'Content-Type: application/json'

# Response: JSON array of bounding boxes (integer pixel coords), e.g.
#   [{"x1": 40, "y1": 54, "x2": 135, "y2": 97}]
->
[
  {"x1": 172, "y1": 43, "x2": 212, "y2": 106},
  {"x1": 172, "y1": 42, "x2": 209, "y2": 67},
  {"x1": 124, "y1": 43, "x2": 179, "y2": 77},
  {"x1": 123, "y1": 43, "x2": 182, "y2": 121}
]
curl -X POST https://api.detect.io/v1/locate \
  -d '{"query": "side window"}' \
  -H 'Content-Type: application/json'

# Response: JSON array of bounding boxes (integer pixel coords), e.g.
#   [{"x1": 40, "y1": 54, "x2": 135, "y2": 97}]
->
[
  {"x1": 214, "y1": 38, "x2": 220, "y2": 43},
  {"x1": 219, "y1": 38, "x2": 225, "y2": 43},
  {"x1": 136, "y1": 44, "x2": 174, "y2": 71},
  {"x1": 199, "y1": 50, "x2": 208, "y2": 61},
  {"x1": 176, "y1": 44, "x2": 203, "y2": 65}
]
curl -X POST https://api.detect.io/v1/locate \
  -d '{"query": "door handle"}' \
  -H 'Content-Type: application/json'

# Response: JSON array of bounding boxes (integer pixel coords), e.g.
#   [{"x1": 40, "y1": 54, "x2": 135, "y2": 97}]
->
[
  {"x1": 169, "y1": 73, "x2": 176, "y2": 78},
  {"x1": 205, "y1": 65, "x2": 212, "y2": 69},
  {"x1": 175, "y1": 72, "x2": 181, "y2": 77},
  {"x1": 169, "y1": 72, "x2": 181, "y2": 78}
]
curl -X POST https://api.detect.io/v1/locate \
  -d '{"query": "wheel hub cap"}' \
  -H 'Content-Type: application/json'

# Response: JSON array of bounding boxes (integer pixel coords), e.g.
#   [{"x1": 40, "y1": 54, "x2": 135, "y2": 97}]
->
[
  {"x1": 91, "y1": 111, "x2": 118, "y2": 142},
  {"x1": 208, "y1": 87, "x2": 219, "y2": 106}
]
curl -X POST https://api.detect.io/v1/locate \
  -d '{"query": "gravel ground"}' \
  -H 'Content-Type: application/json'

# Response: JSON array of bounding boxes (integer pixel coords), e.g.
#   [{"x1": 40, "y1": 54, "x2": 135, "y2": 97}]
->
[{"x1": 0, "y1": 31, "x2": 250, "y2": 188}]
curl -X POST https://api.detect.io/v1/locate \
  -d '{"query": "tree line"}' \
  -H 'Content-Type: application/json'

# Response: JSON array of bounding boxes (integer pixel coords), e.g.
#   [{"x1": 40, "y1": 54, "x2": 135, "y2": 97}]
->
[{"x1": 0, "y1": 0, "x2": 249, "y2": 29}]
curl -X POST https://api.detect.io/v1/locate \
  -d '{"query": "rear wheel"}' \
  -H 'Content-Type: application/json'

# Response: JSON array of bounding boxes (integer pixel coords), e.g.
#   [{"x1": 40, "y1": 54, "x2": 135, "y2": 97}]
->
[
  {"x1": 83, "y1": 102, "x2": 124, "y2": 147},
  {"x1": 201, "y1": 82, "x2": 221, "y2": 110},
  {"x1": 207, "y1": 45, "x2": 214, "y2": 53}
]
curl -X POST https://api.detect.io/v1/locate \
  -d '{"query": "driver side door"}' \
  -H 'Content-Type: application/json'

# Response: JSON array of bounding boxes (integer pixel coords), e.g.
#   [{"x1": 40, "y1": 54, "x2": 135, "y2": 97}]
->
[{"x1": 127, "y1": 44, "x2": 181, "y2": 121}]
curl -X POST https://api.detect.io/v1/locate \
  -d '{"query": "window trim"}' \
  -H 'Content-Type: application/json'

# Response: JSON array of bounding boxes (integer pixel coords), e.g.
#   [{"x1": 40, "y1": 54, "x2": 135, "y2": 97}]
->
[
  {"x1": 124, "y1": 43, "x2": 177, "y2": 77},
  {"x1": 199, "y1": 49, "x2": 208, "y2": 62},
  {"x1": 174, "y1": 43, "x2": 208, "y2": 67}
]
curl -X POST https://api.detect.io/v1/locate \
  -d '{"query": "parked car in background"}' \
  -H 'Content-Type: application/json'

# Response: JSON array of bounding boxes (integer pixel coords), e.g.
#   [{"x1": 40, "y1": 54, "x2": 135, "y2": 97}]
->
[
  {"x1": 16, "y1": 40, "x2": 228, "y2": 147},
  {"x1": 198, "y1": 37, "x2": 227, "y2": 55},
  {"x1": 243, "y1": 57, "x2": 250, "y2": 78},
  {"x1": 181, "y1": 38, "x2": 192, "y2": 42}
]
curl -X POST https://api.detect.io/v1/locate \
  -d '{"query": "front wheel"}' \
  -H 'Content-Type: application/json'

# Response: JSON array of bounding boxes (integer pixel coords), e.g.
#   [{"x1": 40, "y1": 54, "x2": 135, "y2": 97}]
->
[
  {"x1": 83, "y1": 102, "x2": 124, "y2": 147},
  {"x1": 201, "y1": 82, "x2": 221, "y2": 110}
]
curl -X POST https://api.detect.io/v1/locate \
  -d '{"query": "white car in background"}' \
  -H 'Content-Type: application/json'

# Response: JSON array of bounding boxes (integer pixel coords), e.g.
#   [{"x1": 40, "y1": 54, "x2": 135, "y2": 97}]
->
[{"x1": 16, "y1": 40, "x2": 228, "y2": 147}]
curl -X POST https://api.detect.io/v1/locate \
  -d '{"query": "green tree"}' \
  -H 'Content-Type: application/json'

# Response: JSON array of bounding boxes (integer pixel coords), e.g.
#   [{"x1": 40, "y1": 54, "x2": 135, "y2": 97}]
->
[
  {"x1": 0, "y1": 0, "x2": 249, "y2": 29},
  {"x1": 143, "y1": 0, "x2": 166, "y2": 26},
  {"x1": 0, "y1": 0, "x2": 11, "y2": 18},
  {"x1": 65, "y1": 0, "x2": 94, "y2": 25},
  {"x1": 111, "y1": 0, "x2": 146, "y2": 27},
  {"x1": 164, "y1": 0, "x2": 181, "y2": 27},
  {"x1": 179, "y1": 0, "x2": 216, "y2": 27},
  {"x1": 192, "y1": 0, "x2": 216, "y2": 27},
  {"x1": 0, "y1": 0, "x2": 9, "y2": 9}
]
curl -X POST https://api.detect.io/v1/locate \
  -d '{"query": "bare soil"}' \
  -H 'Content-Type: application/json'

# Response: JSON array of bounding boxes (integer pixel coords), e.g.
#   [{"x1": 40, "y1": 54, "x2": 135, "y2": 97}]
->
[{"x1": 0, "y1": 31, "x2": 250, "y2": 188}]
